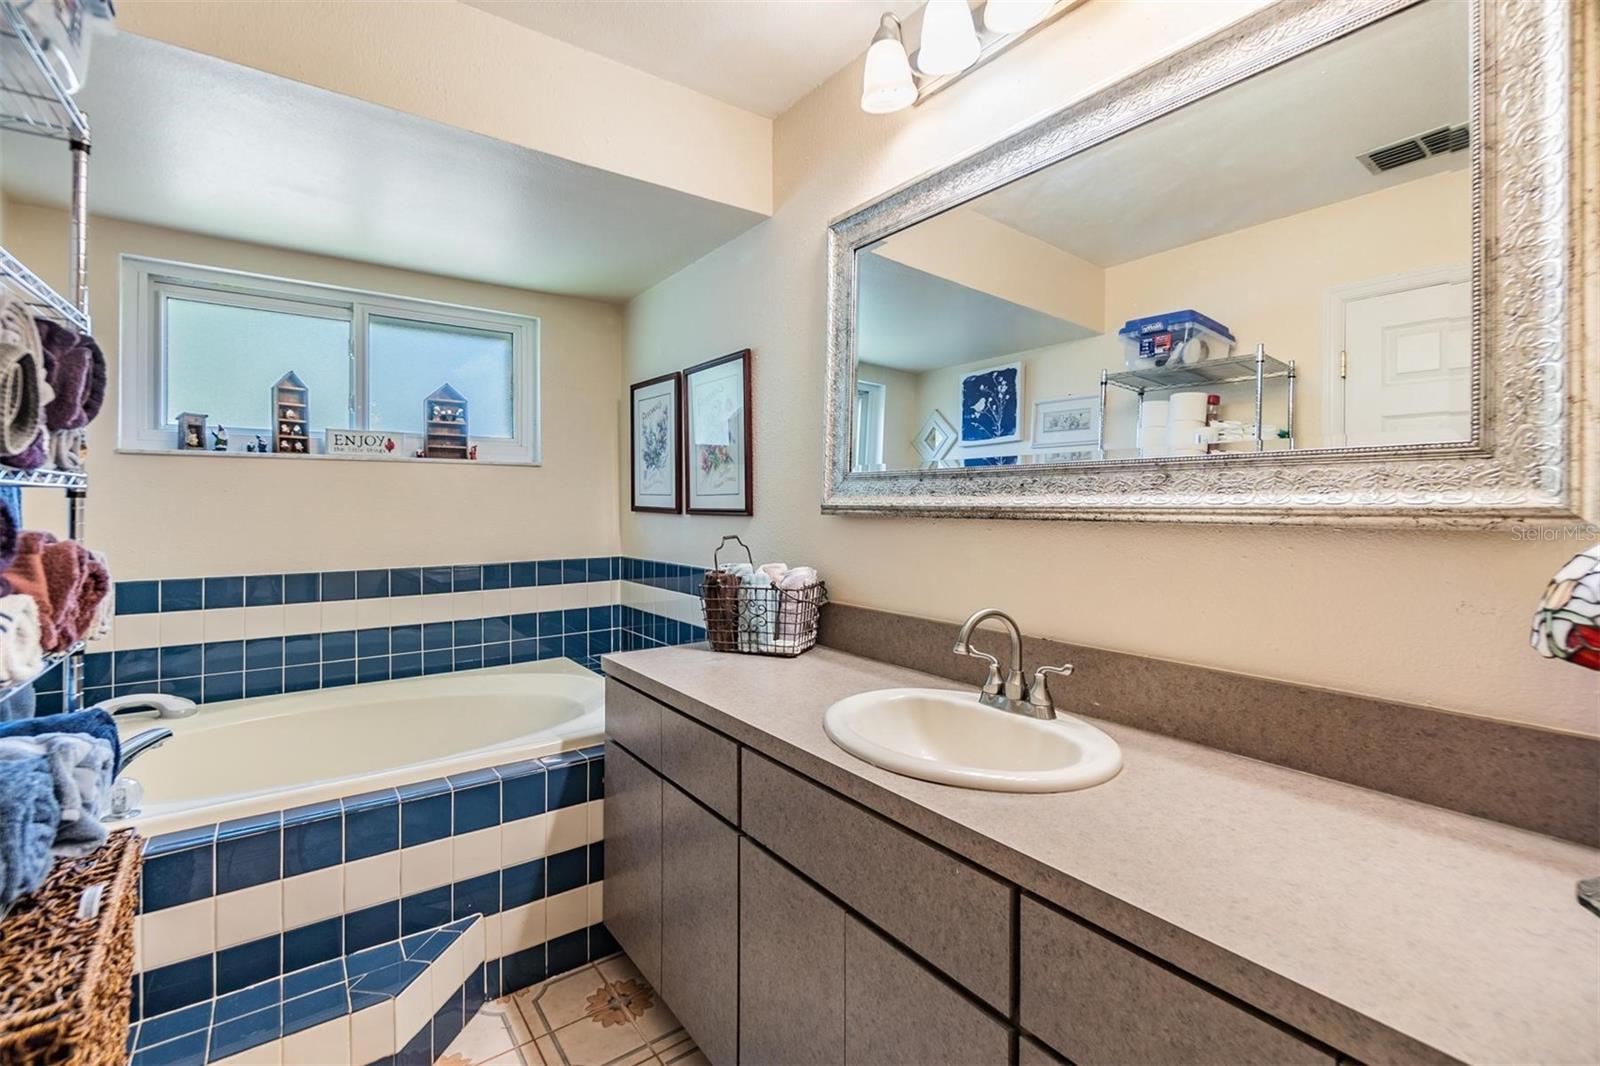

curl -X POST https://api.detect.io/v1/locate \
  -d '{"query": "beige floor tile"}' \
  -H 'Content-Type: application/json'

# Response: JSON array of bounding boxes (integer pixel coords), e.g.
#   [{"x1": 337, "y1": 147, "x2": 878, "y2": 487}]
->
[
  {"x1": 648, "y1": 1032, "x2": 695, "y2": 1061},
  {"x1": 513, "y1": 965, "x2": 612, "y2": 1033},
  {"x1": 441, "y1": 1000, "x2": 535, "y2": 1065},
  {"x1": 536, "y1": 1024, "x2": 654, "y2": 1066},
  {"x1": 480, "y1": 1042, "x2": 545, "y2": 1066},
  {"x1": 594, "y1": 956, "x2": 642, "y2": 988},
  {"x1": 659, "y1": 1049, "x2": 707, "y2": 1066}
]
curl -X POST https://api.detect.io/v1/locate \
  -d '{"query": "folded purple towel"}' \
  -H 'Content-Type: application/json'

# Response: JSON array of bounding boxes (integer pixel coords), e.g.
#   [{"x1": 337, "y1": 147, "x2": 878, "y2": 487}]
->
[
  {"x1": 35, "y1": 320, "x2": 100, "y2": 432},
  {"x1": 79, "y1": 334, "x2": 106, "y2": 425},
  {"x1": 0, "y1": 431, "x2": 47, "y2": 471},
  {"x1": 0, "y1": 499, "x2": 14, "y2": 575}
]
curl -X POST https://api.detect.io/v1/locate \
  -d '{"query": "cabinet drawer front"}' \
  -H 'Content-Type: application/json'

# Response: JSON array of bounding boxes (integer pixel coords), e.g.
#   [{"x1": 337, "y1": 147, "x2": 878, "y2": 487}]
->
[
  {"x1": 605, "y1": 679, "x2": 662, "y2": 768},
  {"x1": 602, "y1": 741, "x2": 663, "y2": 988},
  {"x1": 1019, "y1": 898, "x2": 1334, "y2": 1066},
  {"x1": 844, "y1": 917, "x2": 1010, "y2": 1066},
  {"x1": 661, "y1": 784, "x2": 739, "y2": 1066},
  {"x1": 740, "y1": 750, "x2": 1012, "y2": 1012},
  {"x1": 659, "y1": 705, "x2": 740, "y2": 824}
]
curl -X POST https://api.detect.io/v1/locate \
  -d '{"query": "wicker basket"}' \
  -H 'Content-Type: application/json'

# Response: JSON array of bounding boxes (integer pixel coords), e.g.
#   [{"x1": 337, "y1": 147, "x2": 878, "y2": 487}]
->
[
  {"x1": 701, "y1": 536, "x2": 826, "y2": 657},
  {"x1": 0, "y1": 829, "x2": 141, "y2": 1066}
]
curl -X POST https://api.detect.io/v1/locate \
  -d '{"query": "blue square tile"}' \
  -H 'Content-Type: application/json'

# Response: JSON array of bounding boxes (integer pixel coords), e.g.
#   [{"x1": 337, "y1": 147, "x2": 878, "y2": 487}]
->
[
  {"x1": 356, "y1": 569, "x2": 390, "y2": 599},
  {"x1": 590, "y1": 630, "x2": 614, "y2": 656},
  {"x1": 203, "y1": 576, "x2": 244, "y2": 610},
  {"x1": 140, "y1": 956, "x2": 213, "y2": 1018},
  {"x1": 501, "y1": 858, "x2": 544, "y2": 908},
  {"x1": 422, "y1": 650, "x2": 453, "y2": 676},
  {"x1": 216, "y1": 934, "x2": 282, "y2": 996},
  {"x1": 343, "y1": 791, "x2": 399, "y2": 860},
  {"x1": 586, "y1": 606, "x2": 611, "y2": 632},
  {"x1": 466, "y1": 962, "x2": 488, "y2": 1017},
  {"x1": 321, "y1": 630, "x2": 356, "y2": 661},
  {"x1": 511, "y1": 639, "x2": 538, "y2": 664},
  {"x1": 217, "y1": 814, "x2": 281, "y2": 892},
  {"x1": 158, "y1": 644, "x2": 202, "y2": 679},
  {"x1": 535, "y1": 560, "x2": 562, "y2": 587},
  {"x1": 585, "y1": 557, "x2": 610, "y2": 582},
  {"x1": 203, "y1": 671, "x2": 244, "y2": 703},
  {"x1": 82, "y1": 650, "x2": 114, "y2": 687},
  {"x1": 244, "y1": 637, "x2": 284, "y2": 671},
  {"x1": 244, "y1": 574, "x2": 284, "y2": 607},
  {"x1": 214, "y1": 979, "x2": 280, "y2": 1025},
  {"x1": 483, "y1": 615, "x2": 511, "y2": 644},
  {"x1": 543, "y1": 753, "x2": 588, "y2": 810},
  {"x1": 244, "y1": 668, "x2": 283, "y2": 699},
  {"x1": 400, "y1": 787, "x2": 450, "y2": 847},
  {"x1": 432, "y1": 987, "x2": 466, "y2": 1054},
  {"x1": 561, "y1": 635, "x2": 586, "y2": 662},
  {"x1": 136, "y1": 1000, "x2": 212, "y2": 1047},
  {"x1": 283, "y1": 633, "x2": 320, "y2": 666},
  {"x1": 282, "y1": 917, "x2": 343, "y2": 974},
  {"x1": 588, "y1": 840, "x2": 604, "y2": 881},
  {"x1": 453, "y1": 647, "x2": 483, "y2": 671},
  {"x1": 450, "y1": 781, "x2": 500, "y2": 833},
  {"x1": 401, "y1": 885, "x2": 452, "y2": 935},
  {"x1": 510, "y1": 614, "x2": 536, "y2": 641},
  {"x1": 546, "y1": 929, "x2": 588, "y2": 978},
  {"x1": 142, "y1": 842, "x2": 213, "y2": 912},
  {"x1": 391, "y1": 653, "x2": 422, "y2": 680},
  {"x1": 587, "y1": 756, "x2": 604, "y2": 801},
  {"x1": 116, "y1": 648, "x2": 159, "y2": 684},
  {"x1": 358, "y1": 657, "x2": 391, "y2": 684},
  {"x1": 204, "y1": 641, "x2": 244, "y2": 674},
  {"x1": 282, "y1": 957, "x2": 345, "y2": 1000},
  {"x1": 390, "y1": 625, "x2": 423, "y2": 655},
  {"x1": 282, "y1": 983, "x2": 348, "y2": 1037},
  {"x1": 132, "y1": 1028, "x2": 207, "y2": 1066},
  {"x1": 500, "y1": 944, "x2": 546, "y2": 996},
  {"x1": 562, "y1": 559, "x2": 587, "y2": 584},
  {"x1": 207, "y1": 1004, "x2": 281, "y2": 1063},
  {"x1": 453, "y1": 871, "x2": 499, "y2": 920},
  {"x1": 284, "y1": 664, "x2": 320, "y2": 693},
  {"x1": 160, "y1": 578, "x2": 203, "y2": 613},
  {"x1": 283, "y1": 572, "x2": 320, "y2": 604},
  {"x1": 422, "y1": 622, "x2": 453, "y2": 651},
  {"x1": 284, "y1": 804, "x2": 341, "y2": 876},
  {"x1": 117, "y1": 580, "x2": 160, "y2": 614},
  {"x1": 481, "y1": 563, "x2": 509, "y2": 590},
  {"x1": 453, "y1": 619, "x2": 482, "y2": 647},
  {"x1": 482, "y1": 643, "x2": 510, "y2": 668},
  {"x1": 345, "y1": 901, "x2": 400, "y2": 954},
  {"x1": 484, "y1": 959, "x2": 502, "y2": 1000},
  {"x1": 547, "y1": 846, "x2": 587, "y2": 895},
  {"x1": 346, "y1": 941, "x2": 402, "y2": 980},
  {"x1": 423, "y1": 566, "x2": 453, "y2": 595},
  {"x1": 358, "y1": 627, "x2": 390, "y2": 657},
  {"x1": 510, "y1": 562, "x2": 536, "y2": 588},
  {"x1": 588, "y1": 921, "x2": 619, "y2": 961},
  {"x1": 321, "y1": 571, "x2": 356, "y2": 601},
  {"x1": 562, "y1": 608, "x2": 588, "y2": 634},
  {"x1": 537, "y1": 611, "x2": 563, "y2": 638},
  {"x1": 499, "y1": 763, "x2": 546, "y2": 821},
  {"x1": 390, "y1": 568, "x2": 423, "y2": 597},
  {"x1": 396, "y1": 1019, "x2": 432, "y2": 1066},
  {"x1": 452, "y1": 565, "x2": 482, "y2": 592},
  {"x1": 322, "y1": 660, "x2": 356, "y2": 688},
  {"x1": 535, "y1": 637, "x2": 561, "y2": 661}
]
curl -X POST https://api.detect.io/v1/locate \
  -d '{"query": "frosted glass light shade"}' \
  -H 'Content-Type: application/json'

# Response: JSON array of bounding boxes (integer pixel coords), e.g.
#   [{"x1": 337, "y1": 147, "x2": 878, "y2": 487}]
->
[
  {"x1": 861, "y1": 16, "x2": 917, "y2": 114},
  {"x1": 983, "y1": 0, "x2": 1052, "y2": 33},
  {"x1": 916, "y1": 0, "x2": 980, "y2": 75}
]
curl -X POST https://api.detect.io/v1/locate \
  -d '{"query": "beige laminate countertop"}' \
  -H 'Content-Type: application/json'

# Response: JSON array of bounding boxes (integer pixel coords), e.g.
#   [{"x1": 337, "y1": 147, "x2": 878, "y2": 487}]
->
[{"x1": 601, "y1": 645, "x2": 1600, "y2": 1066}]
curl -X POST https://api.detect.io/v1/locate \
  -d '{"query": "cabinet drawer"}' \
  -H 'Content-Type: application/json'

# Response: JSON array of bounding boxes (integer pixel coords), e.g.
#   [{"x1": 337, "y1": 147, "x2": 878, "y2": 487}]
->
[
  {"x1": 1019, "y1": 897, "x2": 1334, "y2": 1066},
  {"x1": 844, "y1": 917, "x2": 1009, "y2": 1065},
  {"x1": 659, "y1": 705, "x2": 739, "y2": 824},
  {"x1": 605, "y1": 678, "x2": 661, "y2": 768},
  {"x1": 740, "y1": 750, "x2": 1012, "y2": 1012}
]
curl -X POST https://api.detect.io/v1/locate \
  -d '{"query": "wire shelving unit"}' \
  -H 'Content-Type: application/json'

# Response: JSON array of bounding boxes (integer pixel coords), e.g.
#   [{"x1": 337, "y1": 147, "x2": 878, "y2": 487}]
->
[{"x1": 1098, "y1": 344, "x2": 1296, "y2": 454}]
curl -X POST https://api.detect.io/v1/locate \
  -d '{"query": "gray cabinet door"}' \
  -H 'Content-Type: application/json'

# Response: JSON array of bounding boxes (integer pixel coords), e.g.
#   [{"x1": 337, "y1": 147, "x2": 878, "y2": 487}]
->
[
  {"x1": 844, "y1": 917, "x2": 1010, "y2": 1065},
  {"x1": 603, "y1": 740, "x2": 663, "y2": 988},
  {"x1": 661, "y1": 784, "x2": 739, "y2": 1065},
  {"x1": 739, "y1": 840, "x2": 845, "y2": 1065}
]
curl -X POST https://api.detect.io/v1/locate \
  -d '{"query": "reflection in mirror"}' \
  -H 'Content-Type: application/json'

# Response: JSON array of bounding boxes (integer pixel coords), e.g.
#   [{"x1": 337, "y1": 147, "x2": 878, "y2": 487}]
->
[{"x1": 851, "y1": 0, "x2": 1469, "y2": 473}]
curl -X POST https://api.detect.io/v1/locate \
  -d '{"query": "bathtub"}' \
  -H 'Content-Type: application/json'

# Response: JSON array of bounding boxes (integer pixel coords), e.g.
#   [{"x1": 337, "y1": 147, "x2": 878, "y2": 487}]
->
[{"x1": 116, "y1": 659, "x2": 605, "y2": 836}]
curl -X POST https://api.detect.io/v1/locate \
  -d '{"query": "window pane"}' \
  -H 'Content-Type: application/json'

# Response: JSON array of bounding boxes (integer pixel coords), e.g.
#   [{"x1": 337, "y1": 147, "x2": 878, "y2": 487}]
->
[
  {"x1": 164, "y1": 297, "x2": 352, "y2": 434},
  {"x1": 367, "y1": 316, "x2": 515, "y2": 439}
]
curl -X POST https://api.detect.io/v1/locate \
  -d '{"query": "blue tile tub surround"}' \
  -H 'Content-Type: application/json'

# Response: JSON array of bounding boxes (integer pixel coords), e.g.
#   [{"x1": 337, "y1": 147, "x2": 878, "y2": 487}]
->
[{"x1": 134, "y1": 748, "x2": 608, "y2": 1022}]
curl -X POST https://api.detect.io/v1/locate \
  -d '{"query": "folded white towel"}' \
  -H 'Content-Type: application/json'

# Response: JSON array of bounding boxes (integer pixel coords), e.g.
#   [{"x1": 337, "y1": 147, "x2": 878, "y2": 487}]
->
[
  {"x1": 0, "y1": 594, "x2": 43, "y2": 682},
  {"x1": 776, "y1": 567, "x2": 818, "y2": 590},
  {"x1": 720, "y1": 562, "x2": 753, "y2": 578},
  {"x1": 737, "y1": 571, "x2": 773, "y2": 651},
  {"x1": 757, "y1": 562, "x2": 789, "y2": 582}
]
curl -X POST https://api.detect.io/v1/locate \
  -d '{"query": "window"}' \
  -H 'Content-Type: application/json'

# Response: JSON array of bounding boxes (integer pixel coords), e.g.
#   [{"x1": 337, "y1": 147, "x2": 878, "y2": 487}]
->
[
  {"x1": 120, "y1": 257, "x2": 539, "y2": 463},
  {"x1": 853, "y1": 379, "x2": 886, "y2": 470}
]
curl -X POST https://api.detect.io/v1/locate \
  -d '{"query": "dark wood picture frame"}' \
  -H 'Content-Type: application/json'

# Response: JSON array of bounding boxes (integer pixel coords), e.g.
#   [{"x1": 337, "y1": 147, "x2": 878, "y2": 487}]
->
[
  {"x1": 630, "y1": 371, "x2": 684, "y2": 514},
  {"x1": 683, "y1": 349, "x2": 753, "y2": 516}
]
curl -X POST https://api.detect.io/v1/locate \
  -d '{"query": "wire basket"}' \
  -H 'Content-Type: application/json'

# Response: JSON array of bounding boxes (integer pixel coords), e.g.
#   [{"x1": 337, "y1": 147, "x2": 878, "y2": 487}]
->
[{"x1": 701, "y1": 536, "x2": 826, "y2": 657}]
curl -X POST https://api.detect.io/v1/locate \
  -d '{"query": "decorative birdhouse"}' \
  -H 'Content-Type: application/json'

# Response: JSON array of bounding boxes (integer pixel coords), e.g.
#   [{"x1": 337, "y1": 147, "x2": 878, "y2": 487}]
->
[
  {"x1": 423, "y1": 383, "x2": 469, "y2": 459},
  {"x1": 272, "y1": 372, "x2": 311, "y2": 455}
]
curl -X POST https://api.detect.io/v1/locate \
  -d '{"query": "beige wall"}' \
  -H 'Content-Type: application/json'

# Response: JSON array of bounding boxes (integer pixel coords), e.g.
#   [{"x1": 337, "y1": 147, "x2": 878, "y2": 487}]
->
[
  {"x1": 620, "y1": 1, "x2": 1597, "y2": 735},
  {"x1": 8, "y1": 201, "x2": 623, "y2": 578}
]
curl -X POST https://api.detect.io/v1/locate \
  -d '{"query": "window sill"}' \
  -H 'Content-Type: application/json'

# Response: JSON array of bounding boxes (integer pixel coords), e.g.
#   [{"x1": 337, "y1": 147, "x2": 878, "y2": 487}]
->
[{"x1": 113, "y1": 447, "x2": 541, "y2": 468}]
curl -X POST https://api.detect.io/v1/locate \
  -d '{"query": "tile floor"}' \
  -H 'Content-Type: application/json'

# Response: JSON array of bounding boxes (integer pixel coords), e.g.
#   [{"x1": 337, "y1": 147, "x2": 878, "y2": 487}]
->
[{"x1": 438, "y1": 953, "x2": 706, "y2": 1066}]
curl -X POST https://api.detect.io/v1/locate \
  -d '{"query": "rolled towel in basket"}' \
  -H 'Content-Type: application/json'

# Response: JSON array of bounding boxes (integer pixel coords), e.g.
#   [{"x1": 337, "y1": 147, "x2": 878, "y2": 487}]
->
[
  {"x1": 0, "y1": 595, "x2": 43, "y2": 683},
  {"x1": 774, "y1": 568, "x2": 821, "y2": 647},
  {"x1": 701, "y1": 569, "x2": 741, "y2": 652},
  {"x1": 757, "y1": 562, "x2": 789, "y2": 583},
  {"x1": 0, "y1": 755, "x2": 61, "y2": 908},
  {"x1": 737, "y1": 571, "x2": 774, "y2": 652},
  {"x1": 0, "y1": 732, "x2": 114, "y2": 856},
  {"x1": 0, "y1": 295, "x2": 45, "y2": 461}
]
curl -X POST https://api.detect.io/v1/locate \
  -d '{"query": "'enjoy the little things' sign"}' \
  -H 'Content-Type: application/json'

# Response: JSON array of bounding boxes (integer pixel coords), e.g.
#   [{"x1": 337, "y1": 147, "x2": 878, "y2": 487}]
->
[{"x1": 325, "y1": 430, "x2": 400, "y2": 458}]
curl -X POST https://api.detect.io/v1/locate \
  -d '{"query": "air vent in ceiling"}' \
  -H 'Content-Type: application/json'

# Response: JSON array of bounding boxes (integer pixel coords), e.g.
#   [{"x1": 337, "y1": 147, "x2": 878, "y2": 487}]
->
[{"x1": 1358, "y1": 124, "x2": 1469, "y2": 175}]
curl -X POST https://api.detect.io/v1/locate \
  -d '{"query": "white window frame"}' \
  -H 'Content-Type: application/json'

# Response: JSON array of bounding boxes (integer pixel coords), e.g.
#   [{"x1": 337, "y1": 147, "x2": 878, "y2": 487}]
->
[
  {"x1": 119, "y1": 255, "x2": 541, "y2": 465},
  {"x1": 853, "y1": 378, "x2": 886, "y2": 470}
]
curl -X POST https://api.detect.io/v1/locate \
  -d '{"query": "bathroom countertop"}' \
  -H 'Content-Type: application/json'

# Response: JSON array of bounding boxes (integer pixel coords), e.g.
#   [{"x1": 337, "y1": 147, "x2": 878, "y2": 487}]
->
[{"x1": 602, "y1": 645, "x2": 1600, "y2": 1066}]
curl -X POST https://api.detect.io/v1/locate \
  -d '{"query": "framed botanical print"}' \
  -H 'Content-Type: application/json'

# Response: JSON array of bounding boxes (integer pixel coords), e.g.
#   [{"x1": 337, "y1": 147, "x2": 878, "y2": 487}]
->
[
  {"x1": 959, "y1": 361, "x2": 1023, "y2": 445},
  {"x1": 684, "y1": 349, "x2": 753, "y2": 515},
  {"x1": 1032, "y1": 394, "x2": 1099, "y2": 447},
  {"x1": 630, "y1": 372, "x2": 682, "y2": 513}
]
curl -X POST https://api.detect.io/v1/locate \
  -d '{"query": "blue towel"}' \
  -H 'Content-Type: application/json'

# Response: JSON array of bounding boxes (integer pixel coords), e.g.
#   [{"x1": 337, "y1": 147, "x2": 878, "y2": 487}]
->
[
  {"x1": 0, "y1": 734, "x2": 114, "y2": 857},
  {"x1": 0, "y1": 709, "x2": 120, "y2": 772},
  {"x1": 0, "y1": 755, "x2": 61, "y2": 909},
  {"x1": 0, "y1": 685, "x2": 35, "y2": 724}
]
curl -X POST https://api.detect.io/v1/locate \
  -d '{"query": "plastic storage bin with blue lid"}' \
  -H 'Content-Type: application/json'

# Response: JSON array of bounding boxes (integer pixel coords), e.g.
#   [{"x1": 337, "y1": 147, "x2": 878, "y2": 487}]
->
[{"x1": 1118, "y1": 310, "x2": 1236, "y2": 371}]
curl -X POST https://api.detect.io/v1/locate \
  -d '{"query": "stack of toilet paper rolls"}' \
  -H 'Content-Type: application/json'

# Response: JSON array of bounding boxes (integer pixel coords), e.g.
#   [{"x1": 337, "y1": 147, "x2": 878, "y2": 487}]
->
[
  {"x1": 1166, "y1": 392, "x2": 1208, "y2": 455},
  {"x1": 1138, "y1": 400, "x2": 1169, "y2": 457}
]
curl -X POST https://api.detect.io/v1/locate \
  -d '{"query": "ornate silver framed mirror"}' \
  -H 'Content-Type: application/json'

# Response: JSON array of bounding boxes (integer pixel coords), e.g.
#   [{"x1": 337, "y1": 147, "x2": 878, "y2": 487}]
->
[{"x1": 822, "y1": 0, "x2": 1595, "y2": 524}]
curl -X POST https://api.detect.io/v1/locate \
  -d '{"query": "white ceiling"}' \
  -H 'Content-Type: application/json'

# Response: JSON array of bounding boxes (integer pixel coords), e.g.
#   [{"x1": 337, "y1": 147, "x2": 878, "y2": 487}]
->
[
  {"x1": 462, "y1": 0, "x2": 920, "y2": 118},
  {"x1": 0, "y1": 33, "x2": 766, "y2": 302},
  {"x1": 857, "y1": 251, "x2": 1093, "y2": 371},
  {"x1": 974, "y1": 0, "x2": 1469, "y2": 265}
]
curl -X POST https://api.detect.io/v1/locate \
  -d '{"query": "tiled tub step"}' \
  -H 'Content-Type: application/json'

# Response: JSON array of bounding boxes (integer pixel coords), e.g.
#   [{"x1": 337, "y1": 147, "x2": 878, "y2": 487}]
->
[{"x1": 128, "y1": 916, "x2": 487, "y2": 1066}]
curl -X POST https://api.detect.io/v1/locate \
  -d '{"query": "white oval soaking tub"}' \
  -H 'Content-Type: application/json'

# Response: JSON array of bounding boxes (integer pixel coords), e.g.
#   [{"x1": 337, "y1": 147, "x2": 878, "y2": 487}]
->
[{"x1": 114, "y1": 661, "x2": 605, "y2": 835}]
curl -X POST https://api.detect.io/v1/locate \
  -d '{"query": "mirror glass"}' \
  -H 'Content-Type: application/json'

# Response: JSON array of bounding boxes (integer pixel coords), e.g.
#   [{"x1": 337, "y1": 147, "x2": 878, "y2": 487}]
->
[{"x1": 851, "y1": 0, "x2": 1469, "y2": 472}]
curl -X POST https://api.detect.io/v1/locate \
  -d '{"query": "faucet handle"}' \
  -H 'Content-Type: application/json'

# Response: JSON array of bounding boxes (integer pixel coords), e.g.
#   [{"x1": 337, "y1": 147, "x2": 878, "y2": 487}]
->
[
  {"x1": 952, "y1": 641, "x2": 1004, "y2": 697},
  {"x1": 1027, "y1": 662, "x2": 1075, "y2": 714}
]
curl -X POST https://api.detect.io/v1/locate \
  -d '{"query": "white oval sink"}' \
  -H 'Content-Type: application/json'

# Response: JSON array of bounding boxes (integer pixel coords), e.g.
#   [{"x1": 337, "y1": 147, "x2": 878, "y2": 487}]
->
[{"x1": 823, "y1": 688, "x2": 1122, "y2": 793}]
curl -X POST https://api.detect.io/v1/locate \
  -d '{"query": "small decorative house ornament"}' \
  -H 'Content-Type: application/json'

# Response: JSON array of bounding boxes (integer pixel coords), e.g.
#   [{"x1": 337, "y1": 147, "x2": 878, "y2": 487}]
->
[
  {"x1": 178, "y1": 412, "x2": 208, "y2": 450},
  {"x1": 272, "y1": 371, "x2": 312, "y2": 455},
  {"x1": 422, "y1": 383, "x2": 470, "y2": 459},
  {"x1": 1532, "y1": 545, "x2": 1600, "y2": 670}
]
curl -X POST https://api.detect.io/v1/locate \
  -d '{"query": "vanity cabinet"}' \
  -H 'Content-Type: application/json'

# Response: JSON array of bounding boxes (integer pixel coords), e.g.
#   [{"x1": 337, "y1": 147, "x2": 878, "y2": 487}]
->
[
  {"x1": 661, "y1": 782, "x2": 739, "y2": 1066},
  {"x1": 601, "y1": 741, "x2": 662, "y2": 988}
]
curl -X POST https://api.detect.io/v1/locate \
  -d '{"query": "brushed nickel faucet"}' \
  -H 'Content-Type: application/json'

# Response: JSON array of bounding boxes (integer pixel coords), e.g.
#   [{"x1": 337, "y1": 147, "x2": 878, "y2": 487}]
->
[{"x1": 953, "y1": 608, "x2": 1074, "y2": 719}]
